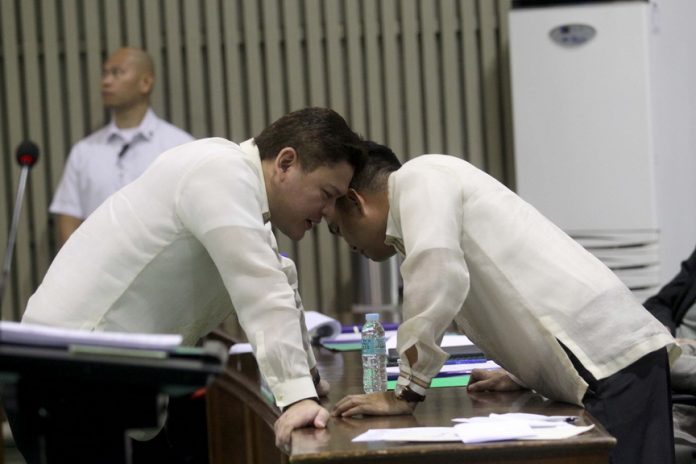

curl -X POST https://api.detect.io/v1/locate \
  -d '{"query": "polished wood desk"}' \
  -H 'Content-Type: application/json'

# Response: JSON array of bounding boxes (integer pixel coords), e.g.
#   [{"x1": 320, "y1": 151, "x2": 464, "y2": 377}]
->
[{"x1": 207, "y1": 348, "x2": 615, "y2": 464}]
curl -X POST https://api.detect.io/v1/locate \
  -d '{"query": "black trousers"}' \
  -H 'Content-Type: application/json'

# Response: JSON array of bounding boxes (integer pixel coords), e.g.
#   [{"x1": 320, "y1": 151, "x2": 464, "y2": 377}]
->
[
  {"x1": 131, "y1": 393, "x2": 209, "y2": 464},
  {"x1": 564, "y1": 345, "x2": 675, "y2": 464}
]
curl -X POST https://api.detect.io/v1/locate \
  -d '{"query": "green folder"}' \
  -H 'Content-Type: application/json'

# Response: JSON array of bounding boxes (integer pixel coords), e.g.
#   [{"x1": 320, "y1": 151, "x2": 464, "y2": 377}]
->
[{"x1": 387, "y1": 374, "x2": 470, "y2": 390}]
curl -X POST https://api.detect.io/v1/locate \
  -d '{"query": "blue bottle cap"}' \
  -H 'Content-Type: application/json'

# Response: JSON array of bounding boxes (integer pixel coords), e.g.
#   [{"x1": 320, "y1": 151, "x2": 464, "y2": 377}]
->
[{"x1": 365, "y1": 313, "x2": 380, "y2": 322}]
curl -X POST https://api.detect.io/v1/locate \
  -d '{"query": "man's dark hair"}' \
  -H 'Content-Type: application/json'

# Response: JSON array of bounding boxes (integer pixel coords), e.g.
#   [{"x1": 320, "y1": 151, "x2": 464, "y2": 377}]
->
[
  {"x1": 349, "y1": 140, "x2": 402, "y2": 192},
  {"x1": 254, "y1": 107, "x2": 365, "y2": 172}
]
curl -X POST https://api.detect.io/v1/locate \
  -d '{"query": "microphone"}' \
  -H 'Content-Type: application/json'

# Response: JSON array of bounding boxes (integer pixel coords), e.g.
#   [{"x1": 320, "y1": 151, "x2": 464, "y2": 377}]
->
[
  {"x1": 16, "y1": 140, "x2": 40, "y2": 167},
  {"x1": 1, "y1": 141, "x2": 41, "y2": 318}
]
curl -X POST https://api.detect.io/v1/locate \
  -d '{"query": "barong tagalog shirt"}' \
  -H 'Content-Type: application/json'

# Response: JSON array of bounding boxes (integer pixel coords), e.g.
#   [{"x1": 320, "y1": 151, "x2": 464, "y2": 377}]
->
[
  {"x1": 385, "y1": 155, "x2": 678, "y2": 405},
  {"x1": 25, "y1": 138, "x2": 318, "y2": 408}
]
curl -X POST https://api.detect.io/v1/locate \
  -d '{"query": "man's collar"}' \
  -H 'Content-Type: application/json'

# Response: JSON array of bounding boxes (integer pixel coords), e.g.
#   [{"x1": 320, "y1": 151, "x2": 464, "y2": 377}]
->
[
  {"x1": 239, "y1": 138, "x2": 271, "y2": 223},
  {"x1": 106, "y1": 108, "x2": 158, "y2": 142}
]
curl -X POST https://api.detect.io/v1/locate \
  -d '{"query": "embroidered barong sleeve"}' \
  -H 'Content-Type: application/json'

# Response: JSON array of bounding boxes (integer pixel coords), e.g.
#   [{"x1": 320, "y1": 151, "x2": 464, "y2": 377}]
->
[
  {"x1": 391, "y1": 167, "x2": 471, "y2": 397},
  {"x1": 176, "y1": 155, "x2": 316, "y2": 408},
  {"x1": 278, "y1": 248, "x2": 317, "y2": 370}
]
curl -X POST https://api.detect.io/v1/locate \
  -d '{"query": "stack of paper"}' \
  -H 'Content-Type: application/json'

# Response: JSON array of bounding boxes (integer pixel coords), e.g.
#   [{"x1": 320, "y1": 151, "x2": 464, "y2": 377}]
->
[
  {"x1": 320, "y1": 324, "x2": 398, "y2": 352},
  {"x1": 305, "y1": 311, "x2": 342, "y2": 343},
  {"x1": 0, "y1": 321, "x2": 182, "y2": 351},
  {"x1": 387, "y1": 333, "x2": 484, "y2": 359},
  {"x1": 351, "y1": 413, "x2": 594, "y2": 443},
  {"x1": 386, "y1": 359, "x2": 499, "y2": 378},
  {"x1": 352, "y1": 427, "x2": 461, "y2": 443},
  {"x1": 452, "y1": 413, "x2": 594, "y2": 443}
]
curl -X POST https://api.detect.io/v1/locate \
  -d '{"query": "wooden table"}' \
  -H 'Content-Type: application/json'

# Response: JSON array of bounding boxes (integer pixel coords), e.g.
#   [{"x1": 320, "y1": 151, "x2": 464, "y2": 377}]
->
[{"x1": 207, "y1": 348, "x2": 616, "y2": 464}]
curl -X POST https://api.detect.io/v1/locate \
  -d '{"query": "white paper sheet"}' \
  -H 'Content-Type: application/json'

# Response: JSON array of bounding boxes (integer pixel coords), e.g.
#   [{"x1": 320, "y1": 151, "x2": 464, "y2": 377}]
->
[
  {"x1": 386, "y1": 333, "x2": 476, "y2": 350},
  {"x1": 453, "y1": 413, "x2": 593, "y2": 443},
  {"x1": 518, "y1": 425, "x2": 595, "y2": 440},
  {"x1": 229, "y1": 342, "x2": 253, "y2": 354},
  {"x1": 454, "y1": 421, "x2": 536, "y2": 443},
  {"x1": 351, "y1": 414, "x2": 594, "y2": 444},
  {"x1": 352, "y1": 427, "x2": 461, "y2": 442},
  {"x1": 453, "y1": 413, "x2": 580, "y2": 428},
  {"x1": 386, "y1": 359, "x2": 499, "y2": 376}
]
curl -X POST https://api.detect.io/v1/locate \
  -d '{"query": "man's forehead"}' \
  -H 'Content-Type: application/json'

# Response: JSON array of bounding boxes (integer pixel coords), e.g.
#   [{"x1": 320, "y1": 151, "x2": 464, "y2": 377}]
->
[
  {"x1": 105, "y1": 50, "x2": 138, "y2": 67},
  {"x1": 316, "y1": 163, "x2": 352, "y2": 188}
]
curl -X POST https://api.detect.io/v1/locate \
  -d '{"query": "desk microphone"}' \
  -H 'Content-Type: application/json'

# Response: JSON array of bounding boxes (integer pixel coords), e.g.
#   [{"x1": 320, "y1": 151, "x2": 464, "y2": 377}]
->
[{"x1": 0, "y1": 141, "x2": 40, "y2": 318}]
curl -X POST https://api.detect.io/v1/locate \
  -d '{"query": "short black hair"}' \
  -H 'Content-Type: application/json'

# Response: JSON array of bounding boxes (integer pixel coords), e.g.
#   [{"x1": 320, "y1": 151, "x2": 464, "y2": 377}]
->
[
  {"x1": 349, "y1": 140, "x2": 401, "y2": 192},
  {"x1": 254, "y1": 107, "x2": 365, "y2": 173}
]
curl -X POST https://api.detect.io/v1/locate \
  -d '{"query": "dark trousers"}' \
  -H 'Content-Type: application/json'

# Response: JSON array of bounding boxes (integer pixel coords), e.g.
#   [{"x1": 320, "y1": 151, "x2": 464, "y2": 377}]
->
[
  {"x1": 564, "y1": 345, "x2": 675, "y2": 464},
  {"x1": 131, "y1": 393, "x2": 209, "y2": 464}
]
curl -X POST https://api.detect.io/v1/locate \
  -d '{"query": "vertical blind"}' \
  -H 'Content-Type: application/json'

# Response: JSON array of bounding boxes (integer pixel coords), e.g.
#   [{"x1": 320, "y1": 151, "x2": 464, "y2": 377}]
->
[{"x1": 0, "y1": 0, "x2": 514, "y2": 322}]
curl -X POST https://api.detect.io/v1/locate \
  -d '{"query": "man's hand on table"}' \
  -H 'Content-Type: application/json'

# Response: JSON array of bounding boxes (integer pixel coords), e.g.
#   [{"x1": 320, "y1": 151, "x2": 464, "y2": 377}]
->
[
  {"x1": 331, "y1": 392, "x2": 416, "y2": 417},
  {"x1": 274, "y1": 399, "x2": 329, "y2": 450},
  {"x1": 467, "y1": 368, "x2": 525, "y2": 392}
]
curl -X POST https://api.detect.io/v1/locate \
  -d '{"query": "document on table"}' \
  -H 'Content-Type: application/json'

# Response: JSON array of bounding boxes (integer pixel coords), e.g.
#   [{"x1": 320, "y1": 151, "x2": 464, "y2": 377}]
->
[
  {"x1": 452, "y1": 414, "x2": 594, "y2": 443},
  {"x1": 304, "y1": 310, "x2": 342, "y2": 342},
  {"x1": 386, "y1": 359, "x2": 499, "y2": 377},
  {"x1": 0, "y1": 321, "x2": 182, "y2": 351},
  {"x1": 229, "y1": 343, "x2": 253, "y2": 355},
  {"x1": 351, "y1": 413, "x2": 594, "y2": 443},
  {"x1": 387, "y1": 333, "x2": 484, "y2": 358},
  {"x1": 352, "y1": 427, "x2": 461, "y2": 442},
  {"x1": 386, "y1": 333, "x2": 478, "y2": 350}
]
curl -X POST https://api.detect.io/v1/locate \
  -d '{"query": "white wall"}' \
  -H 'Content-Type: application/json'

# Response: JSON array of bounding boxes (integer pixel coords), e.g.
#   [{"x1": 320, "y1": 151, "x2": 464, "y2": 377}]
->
[{"x1": 649, "y1": 0, "x2": 696, "y2": 282}]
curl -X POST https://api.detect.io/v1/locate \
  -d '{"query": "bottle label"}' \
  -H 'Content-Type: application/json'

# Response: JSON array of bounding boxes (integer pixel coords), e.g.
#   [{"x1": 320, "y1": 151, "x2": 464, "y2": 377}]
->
[{"x1": 362, "y1": 337, "x2": 386, "y2": 356}]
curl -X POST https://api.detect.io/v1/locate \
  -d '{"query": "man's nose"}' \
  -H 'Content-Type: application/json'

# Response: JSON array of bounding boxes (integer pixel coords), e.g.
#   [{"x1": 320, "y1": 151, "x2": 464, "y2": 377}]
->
[{"x1": 321, "y1": 200, "x2": 336, "y2": 219}]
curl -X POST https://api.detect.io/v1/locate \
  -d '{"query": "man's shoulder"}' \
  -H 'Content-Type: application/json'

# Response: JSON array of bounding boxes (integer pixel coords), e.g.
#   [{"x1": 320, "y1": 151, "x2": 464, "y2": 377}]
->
[
  {"x1": 152, "y1": 117, "x2": 195, "y2": 144},
  {"x1": 395, "y1": 155, "x2": 466, "y2": 183},
  {"x1": 69, "y1": 125, "x2": 113, "y2": 154},
  {"x1": 159, "y1": 137, "x2": 252, "y2": 169}
]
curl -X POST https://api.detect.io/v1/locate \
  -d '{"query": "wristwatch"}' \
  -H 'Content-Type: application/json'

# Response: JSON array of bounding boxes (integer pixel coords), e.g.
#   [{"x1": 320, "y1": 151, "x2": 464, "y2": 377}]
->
[
  {"x1": 394, "y1": 384, "x2": 425, "y2": 403},
  {"x1": 310, "y1": 367, "x2": 321, "y2": 388}
]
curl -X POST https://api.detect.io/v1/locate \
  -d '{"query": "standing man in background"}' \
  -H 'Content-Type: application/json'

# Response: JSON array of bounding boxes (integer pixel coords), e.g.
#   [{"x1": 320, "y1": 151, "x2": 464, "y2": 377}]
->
[{"x1": 50, "y1": 47, "x2": 193, "y2": 247}]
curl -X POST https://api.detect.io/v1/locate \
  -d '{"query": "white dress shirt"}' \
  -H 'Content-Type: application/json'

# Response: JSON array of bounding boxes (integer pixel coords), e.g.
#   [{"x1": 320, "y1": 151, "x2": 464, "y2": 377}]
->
[
  {"x1": 26, "y1": 138, "x2": 317, "y2": 408},
  {"x1": 386, "y1": 155, "x2": 678, "y2": 405},
  {"x1": 49, "y1": 109, "x2": 194, "y2": 219}
]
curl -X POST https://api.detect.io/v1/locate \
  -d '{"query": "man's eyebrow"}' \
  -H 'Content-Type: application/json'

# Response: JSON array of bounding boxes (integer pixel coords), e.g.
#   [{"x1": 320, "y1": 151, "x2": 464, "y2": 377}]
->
[{"x1": 327, "y1": 185, "x2": 342, "y2": 196}]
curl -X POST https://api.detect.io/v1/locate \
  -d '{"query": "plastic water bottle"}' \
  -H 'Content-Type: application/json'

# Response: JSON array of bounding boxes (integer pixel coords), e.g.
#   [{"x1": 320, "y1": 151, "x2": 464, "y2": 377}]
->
[{"x1": 361, "y1": 313, "x2": 387, "y2": 393}]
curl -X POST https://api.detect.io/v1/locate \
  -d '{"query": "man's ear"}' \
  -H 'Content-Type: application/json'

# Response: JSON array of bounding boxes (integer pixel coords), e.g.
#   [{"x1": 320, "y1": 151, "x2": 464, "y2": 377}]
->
[
  {"x1": 346, "y1": 188, "x2": 367, "y2": 216},
  {"x1": 140, "y1": 72, "x2": 155, "y2": 95},
  {"x1": 276, "y1": 147, "x2": 298, "y2": 174}
]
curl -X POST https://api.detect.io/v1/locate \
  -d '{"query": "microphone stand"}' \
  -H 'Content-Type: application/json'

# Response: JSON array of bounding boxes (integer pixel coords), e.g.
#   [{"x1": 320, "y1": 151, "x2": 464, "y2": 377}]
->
[{"x1": 0, "y1": 142, "x2": 39, "y2": 320}]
